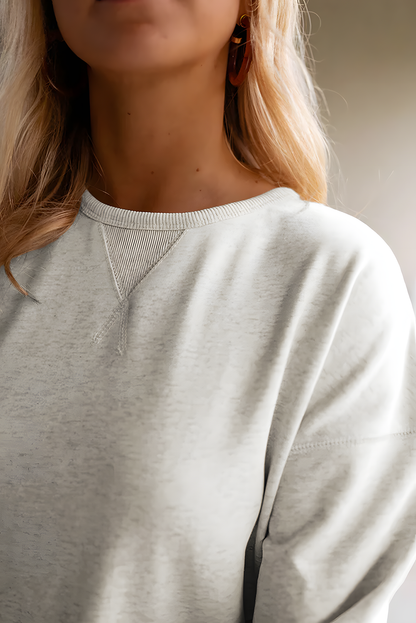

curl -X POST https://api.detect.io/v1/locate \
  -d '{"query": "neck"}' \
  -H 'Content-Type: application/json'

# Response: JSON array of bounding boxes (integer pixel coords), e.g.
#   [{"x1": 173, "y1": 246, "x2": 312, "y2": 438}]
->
[{"x1": 86, "y1": 59, "x2": 272, "y2": 213}]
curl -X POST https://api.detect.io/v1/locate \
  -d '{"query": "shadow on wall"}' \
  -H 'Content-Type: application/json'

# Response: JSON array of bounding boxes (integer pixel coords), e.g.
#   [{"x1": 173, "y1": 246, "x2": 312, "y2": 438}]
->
[{"x1": 306, "y1": 0, "x2": 416, "y2": 620}]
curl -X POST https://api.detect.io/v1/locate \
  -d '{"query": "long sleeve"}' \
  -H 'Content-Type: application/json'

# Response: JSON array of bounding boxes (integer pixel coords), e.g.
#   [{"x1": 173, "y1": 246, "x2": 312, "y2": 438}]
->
[{"x1": 251, "y1": 230, "x2": 416, "y2": 623}]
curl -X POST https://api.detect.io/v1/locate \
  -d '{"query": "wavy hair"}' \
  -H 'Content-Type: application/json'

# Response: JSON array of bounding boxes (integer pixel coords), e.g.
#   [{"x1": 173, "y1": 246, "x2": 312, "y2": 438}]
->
[{"x1": 0, "y1": 0, "x2": 329, "y2": 297}]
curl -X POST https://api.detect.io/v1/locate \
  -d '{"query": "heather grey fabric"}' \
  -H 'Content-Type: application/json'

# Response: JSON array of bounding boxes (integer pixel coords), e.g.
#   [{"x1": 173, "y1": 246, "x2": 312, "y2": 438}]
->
[{"x1": 1, "y1": 186, "x2": 415, "y2": 623}]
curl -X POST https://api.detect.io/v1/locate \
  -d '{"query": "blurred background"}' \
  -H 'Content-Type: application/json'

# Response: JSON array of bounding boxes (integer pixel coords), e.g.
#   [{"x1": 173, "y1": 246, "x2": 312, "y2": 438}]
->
[{"x1": 306, "y1": 0, "x2": 416, "y2": 621}]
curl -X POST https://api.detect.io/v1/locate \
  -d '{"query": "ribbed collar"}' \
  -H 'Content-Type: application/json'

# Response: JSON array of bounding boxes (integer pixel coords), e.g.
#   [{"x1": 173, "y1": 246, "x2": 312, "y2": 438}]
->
[{"x1": 79, "y1": 186, "x2": 298, "y2": 230}]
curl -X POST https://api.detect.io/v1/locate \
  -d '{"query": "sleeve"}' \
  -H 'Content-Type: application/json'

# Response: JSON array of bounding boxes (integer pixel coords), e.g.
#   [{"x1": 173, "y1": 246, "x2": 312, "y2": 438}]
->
[{"x1": 252, "y1": 233, "x2": 416, "y2": 623}]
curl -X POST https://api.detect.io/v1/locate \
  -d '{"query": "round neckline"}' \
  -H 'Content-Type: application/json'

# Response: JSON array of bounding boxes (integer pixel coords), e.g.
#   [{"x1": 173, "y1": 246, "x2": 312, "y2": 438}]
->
[{"x1": 79, "y1": 186, "x2": 299, "y2": 231}]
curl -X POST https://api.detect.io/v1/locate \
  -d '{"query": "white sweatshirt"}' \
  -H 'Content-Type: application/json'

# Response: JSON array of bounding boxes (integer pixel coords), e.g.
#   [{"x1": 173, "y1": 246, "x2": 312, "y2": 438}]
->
[{"x1": 0, "y1": 186, "x2": 415, "y2": 623}]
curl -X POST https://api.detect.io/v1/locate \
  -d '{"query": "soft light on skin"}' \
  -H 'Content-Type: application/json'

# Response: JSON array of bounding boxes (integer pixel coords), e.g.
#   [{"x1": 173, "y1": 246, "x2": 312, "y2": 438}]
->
[{"x1": 51, "y1": 0, "x2": 276, "y2": 213}]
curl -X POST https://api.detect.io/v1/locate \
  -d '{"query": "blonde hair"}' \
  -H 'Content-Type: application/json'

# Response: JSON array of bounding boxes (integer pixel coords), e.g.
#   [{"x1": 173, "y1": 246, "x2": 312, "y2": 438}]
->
[{"x1": 0, "y1": 0, "x2": 329, "y2": 297}]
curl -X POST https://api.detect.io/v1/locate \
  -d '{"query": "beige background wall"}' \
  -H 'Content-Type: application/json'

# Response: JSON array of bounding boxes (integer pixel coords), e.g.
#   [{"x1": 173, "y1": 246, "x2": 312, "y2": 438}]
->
[
  {"x1": 305, "y1": 0, "x2": 416, "y2": 620},
  {"x1": 307, "y1": 0, "x2": 416, "y2": 300}
]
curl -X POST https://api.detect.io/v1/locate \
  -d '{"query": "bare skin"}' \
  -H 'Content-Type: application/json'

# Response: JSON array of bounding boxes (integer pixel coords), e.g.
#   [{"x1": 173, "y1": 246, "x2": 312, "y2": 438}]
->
[{"x1": 51, "y1": 0, "x2": 277, "y2": 213}]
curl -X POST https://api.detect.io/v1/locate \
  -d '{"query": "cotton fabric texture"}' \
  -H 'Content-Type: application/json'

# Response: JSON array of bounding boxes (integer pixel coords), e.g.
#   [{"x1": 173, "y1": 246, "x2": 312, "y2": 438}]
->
[{"x1": 1, "y1": 186, "x2": 415, "y2": 623}]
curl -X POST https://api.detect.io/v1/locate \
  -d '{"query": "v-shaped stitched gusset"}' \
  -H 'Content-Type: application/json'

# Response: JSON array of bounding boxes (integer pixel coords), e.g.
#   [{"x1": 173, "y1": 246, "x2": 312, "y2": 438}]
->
[
  {"x1": 92, "y1": 226, "x2": 188, "y2": 354},
  {"x1": 103, "y1": 225, "x2": 186, "y2": 300}
]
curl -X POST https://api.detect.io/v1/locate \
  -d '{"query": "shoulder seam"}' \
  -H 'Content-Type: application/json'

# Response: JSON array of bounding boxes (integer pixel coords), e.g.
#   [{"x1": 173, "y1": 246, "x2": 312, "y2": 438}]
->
[{"x1": 288, "y1": 429, "x2": 416, "y2": 457}]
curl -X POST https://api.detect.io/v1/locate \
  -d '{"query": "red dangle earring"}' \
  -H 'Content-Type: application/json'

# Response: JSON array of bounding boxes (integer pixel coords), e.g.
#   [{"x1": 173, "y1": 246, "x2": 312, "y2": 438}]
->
[{"x1": 227, "y1": 14, "x2": 253, "y2": 87}]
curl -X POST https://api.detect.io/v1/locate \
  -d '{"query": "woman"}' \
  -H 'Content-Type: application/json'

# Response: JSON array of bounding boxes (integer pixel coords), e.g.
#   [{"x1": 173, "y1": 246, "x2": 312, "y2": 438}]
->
[{"x1": 0, "y1": 0, "x2": 415, "y2": 622}]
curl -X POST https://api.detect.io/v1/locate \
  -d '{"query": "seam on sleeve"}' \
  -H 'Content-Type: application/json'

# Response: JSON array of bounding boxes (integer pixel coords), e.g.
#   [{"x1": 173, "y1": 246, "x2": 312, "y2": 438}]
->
[{"x1": 288, "y1": 429, "x2": 416, "y2": 457}]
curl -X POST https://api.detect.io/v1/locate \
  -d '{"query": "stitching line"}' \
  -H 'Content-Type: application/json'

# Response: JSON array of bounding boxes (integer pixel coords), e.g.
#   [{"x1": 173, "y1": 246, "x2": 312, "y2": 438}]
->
[{"x1": 289, "y1": 428, "x2": 416, "y2": 456}]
